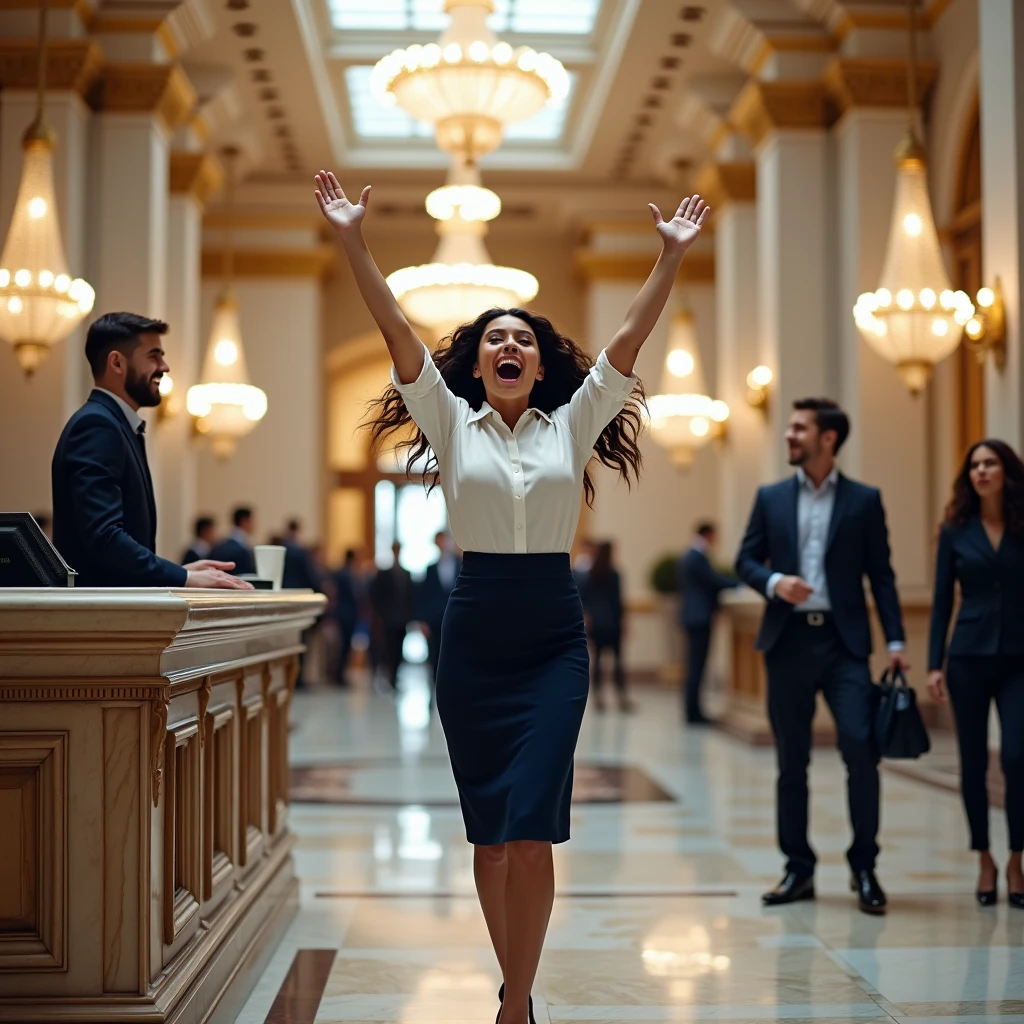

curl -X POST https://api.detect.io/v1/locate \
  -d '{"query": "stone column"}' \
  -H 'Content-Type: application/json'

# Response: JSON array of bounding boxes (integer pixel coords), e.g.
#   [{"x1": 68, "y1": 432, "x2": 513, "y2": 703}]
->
[
  {"x1": 0, "y1": 37, "x2": 101, "y2": 515},
  {"x1": 695, "y1": 159, "x2": 762, "y2": 555},
  {"x1": 157, "y1": 152, "x2": 222, "y2": 562},
  {"x1": 89, "y1": 63, "x2": 195, "y2": 559},
  {"x1": 826, "y1": 56, "x2": 937, "y2": 591},
  {"x1": 979, "y1": 0, "x2": 1024, "y2": 448},
  {"x1": 730, "y1": 81, "x2": 833, "y2": 479}
]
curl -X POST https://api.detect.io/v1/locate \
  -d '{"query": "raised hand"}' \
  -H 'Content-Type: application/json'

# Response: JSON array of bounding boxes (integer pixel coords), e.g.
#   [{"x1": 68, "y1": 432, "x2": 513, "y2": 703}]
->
[
  {"x1": 314, "y1": 171, "x2": 370, "y2": 236},
  {"x1": 649, "y1": 194, "x2": 710, "y2": 255}
]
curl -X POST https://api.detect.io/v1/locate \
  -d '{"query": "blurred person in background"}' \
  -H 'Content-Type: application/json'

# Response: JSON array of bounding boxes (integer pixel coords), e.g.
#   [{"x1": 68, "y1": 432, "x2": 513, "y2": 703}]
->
[
  {"x1": 572, "y1": 536, "x2": 596, "y2": 587},
  {"x1": 417, "y1": 531, "x2": 462, "y2": 706},
  {"x1": 369, "y1": 541, "x2": 415, "y2": 692},
  {"x1": 331, "y1": 548, "x2": 360, "y2": 687},
  {"x1": 677, "y1": 522, "x2": 738, "y2": 725},
  {"x1": 580, "y1": 541, "x2": 632, "y2": 712},
  {"x1": 210, "y1": 506, "x2": 256, "y2": 576},
  {"x1": 182, "y1": 515, "x2": 216, "y2": 565},
  {"x1": 281, "y1": 517, "x2": 319, "y2": 590},
  {"x1": 928, "y1": 439, "x2": 1024, "y2": 908}
]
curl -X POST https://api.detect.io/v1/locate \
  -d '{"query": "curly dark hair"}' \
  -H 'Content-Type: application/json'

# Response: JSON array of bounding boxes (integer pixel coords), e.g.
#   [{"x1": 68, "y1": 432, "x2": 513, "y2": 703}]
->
[
  {"x1": 366, "y1": 307, "x2": 646, "y2": 507},
  {"x1": 943, "y1": 438, "x2": 1024, "y2": 536}
]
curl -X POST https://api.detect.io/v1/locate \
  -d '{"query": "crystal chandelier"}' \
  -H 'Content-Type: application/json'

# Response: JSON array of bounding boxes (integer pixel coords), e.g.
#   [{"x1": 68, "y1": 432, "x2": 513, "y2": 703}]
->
[
  {"x1": 387, "y1": 156, "x2": 538, "y2": 333},
  {"x1": 0, "y1": 0, "x2": 94, "y2": 377},
  {"x1": 852, "y1": 0, "x2": 973, "y2": 394},
  {"x1": 186, "y1": 150, "x2": 267, "y2": 459},
  {"x1": 648, "y1": 311, "x2": 729, "y2": 469},
  {"x1": 370, "y1": 0, "x2": 569, "y2": 160}
]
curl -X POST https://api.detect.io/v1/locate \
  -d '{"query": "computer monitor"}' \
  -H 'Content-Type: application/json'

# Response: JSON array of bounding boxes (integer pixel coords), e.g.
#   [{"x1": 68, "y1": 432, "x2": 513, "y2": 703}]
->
[{"x1": 0, "y1": 512, "x2": 77, "y2": 587}]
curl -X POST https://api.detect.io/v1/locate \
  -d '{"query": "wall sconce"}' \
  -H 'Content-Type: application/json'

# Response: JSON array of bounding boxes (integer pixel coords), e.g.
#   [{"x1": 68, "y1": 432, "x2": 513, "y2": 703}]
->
[
  {"x1": 156, "y1": 374, "x2": 179, "y2": 423},
  {"x1": 964, "y1": 278, "x2": 1006, "y2": 371},
  {"x1": 746, "y1": 365, "x2": 772, "y2": 414}
]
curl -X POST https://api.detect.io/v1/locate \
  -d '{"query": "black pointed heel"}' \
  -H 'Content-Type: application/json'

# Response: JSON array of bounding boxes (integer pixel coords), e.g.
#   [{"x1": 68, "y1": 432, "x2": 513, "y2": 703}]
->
[
  {"x1": 495, "y1": 986, "x2": 535, "y2": 1024},
  {"x1": 1011, "y1": 891, "x2": 1024, "y2": 909},
  {"x1": 977, "y1": 883, "x2": 997, "y2": 907}
]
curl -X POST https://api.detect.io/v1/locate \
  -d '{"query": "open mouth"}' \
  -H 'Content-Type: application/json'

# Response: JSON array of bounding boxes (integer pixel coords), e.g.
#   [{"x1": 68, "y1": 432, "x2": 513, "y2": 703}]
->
[{"x1": 495, "y1": 356, "x2": 523, "y2": 382}]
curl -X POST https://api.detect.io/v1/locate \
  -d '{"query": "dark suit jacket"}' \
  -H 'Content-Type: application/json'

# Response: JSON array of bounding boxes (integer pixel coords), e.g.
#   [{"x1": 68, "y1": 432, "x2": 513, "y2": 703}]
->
[
  {"x1": 928, "y1": 518, "x2": 1024, "y2": 669},
  {"x1": 579, "y1": 568, "x2": 624, "y2": 637},
  {"x1": 282, "y1": 541, "x2": 319, "y2": 590},
  {"x1": 369, "y1": 565, "x2": 415, "y2": 628},
  {"x1": 51, "y1": 389, "x2": 188, "y2": 587},
  {"x1": 416, "y1": 556, "x2": 461, "y2": 628},
  {"x1": 736, "y1": 473, "x2": 905, "y2": 657},
  {"x1": 181, "y1": 544, "x2": 207, "y2": 565},
  {"x1": 208, "y1": 536, "x2": 256, "y2": 576},
  {"x1": 331, "y1": 567, "x2": 359, "y2": 624},
  {"x1": 678, "y1": 546, "x2": 737, "y2": 628}
]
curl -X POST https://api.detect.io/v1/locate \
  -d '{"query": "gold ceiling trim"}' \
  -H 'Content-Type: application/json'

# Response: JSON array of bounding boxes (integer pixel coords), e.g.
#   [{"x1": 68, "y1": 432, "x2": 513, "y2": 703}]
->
[
  {"x1": 573, "y1": 250, "x2": 714, "y2": 284},
  {"x1": 0, "y1": 39, "x2": 103, "y2": 96},
  {"x1": 693, "y1": 162, "x2": 756, "y2": 212},
  {"x1": 170, "y1": 153, "x2": 223, "y2": 208},
  {"x1": 730, "y1": 80, "x2": 832, "y2": 149},
  {"x1": 824, "y1": 56, "x2": 939, "y2": 115},
  {"x1": 202, "y1": 246, "x2": 338, "y2": 280},
  {"x1": 90, "y1": 63, "x2": 196, "y2": 131}
]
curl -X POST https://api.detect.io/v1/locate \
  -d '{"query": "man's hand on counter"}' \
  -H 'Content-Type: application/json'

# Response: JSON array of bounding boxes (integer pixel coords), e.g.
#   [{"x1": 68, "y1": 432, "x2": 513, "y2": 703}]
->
[{"x1": 184, "y1": 560, "x2": 255, "y2": 590}]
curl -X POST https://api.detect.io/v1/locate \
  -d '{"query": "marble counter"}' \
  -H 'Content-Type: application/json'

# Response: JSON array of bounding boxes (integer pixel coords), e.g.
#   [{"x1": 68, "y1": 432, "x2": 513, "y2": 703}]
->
[{"x1": 0, "y1": 587, "x2": 326, "y2": 1023}]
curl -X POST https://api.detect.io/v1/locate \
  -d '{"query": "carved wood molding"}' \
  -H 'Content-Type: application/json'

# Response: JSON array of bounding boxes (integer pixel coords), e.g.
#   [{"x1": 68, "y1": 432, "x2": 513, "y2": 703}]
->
[
  {"x1": 824, "y1": 57, "x2": 939, "y2": 115},
  {"x1": 169, "y1": 152, "x2": 223, "y2": 207},
  {"x1": 150, "y1": 698, "x2": 169, "y2": 808},
  {"x1": 197, "y1": 677, "x2": 212, "y2": 748},
  {"x1": 730, "y1": 80, "x2": 833, "y2": 149},
  {"x1": 201, "y1": 246, "x2": 338, "y2": 280},
  {"x1": 694, "y1": 161, "x2": 756, "y2": 211},
  {"x1": 90, "y1": 63, "x2": 196, "y2": 130},
  {"x1": 0, "y1": 682, "x2": 165, "y2": 701},
  {"x1": 0, "y1": 39, "x2": 103, "y2": 97}
]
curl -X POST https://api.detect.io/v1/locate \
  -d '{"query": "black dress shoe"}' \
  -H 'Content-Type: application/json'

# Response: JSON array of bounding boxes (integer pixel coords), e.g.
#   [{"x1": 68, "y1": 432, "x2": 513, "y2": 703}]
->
[
  {"x1": 1010, "y1": 891, "x2": 1024, "y2": 910},
  {"x1": 762, "y1": 872, "x2": 815, "y2": 905},
  {"x1": 977, "y1": 866, "x2": 998, "y2": 907},
  {"x1": 851, "y1": 869, "x2": 887, "y2": 915}
]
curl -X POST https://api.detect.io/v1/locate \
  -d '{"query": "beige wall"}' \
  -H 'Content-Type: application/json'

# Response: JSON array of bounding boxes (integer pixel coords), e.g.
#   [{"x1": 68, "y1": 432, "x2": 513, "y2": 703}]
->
[{"x1": 195, "y1": 277, "x2": 323, "y2": 544}]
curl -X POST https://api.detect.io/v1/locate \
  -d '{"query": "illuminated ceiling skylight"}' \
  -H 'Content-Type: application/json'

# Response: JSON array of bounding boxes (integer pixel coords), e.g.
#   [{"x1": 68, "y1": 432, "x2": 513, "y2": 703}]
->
[
  {"x1": 329, "y1": 0, "x2": 601, "y2": 35},
  {"x1": 345, "y1": 65, "x2": 576, "y2": 141}
]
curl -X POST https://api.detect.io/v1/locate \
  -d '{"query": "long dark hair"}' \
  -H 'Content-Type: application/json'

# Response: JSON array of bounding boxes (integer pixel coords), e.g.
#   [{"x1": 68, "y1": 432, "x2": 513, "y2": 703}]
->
[
  {"x1": 943, "y1": 438, "x2": 1024, "y2": 536},
  {"x1": 367, "y1": 307, "x2": 646, "y2": 506}
]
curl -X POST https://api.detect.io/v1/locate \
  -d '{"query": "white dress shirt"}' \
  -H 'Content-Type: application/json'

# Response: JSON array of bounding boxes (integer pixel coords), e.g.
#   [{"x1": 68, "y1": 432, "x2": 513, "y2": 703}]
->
[
  {"x1": 392, "y1": 344, "x2": 637, "y2": 554},
  {"x1": 767, "y1": 467, "x2": 903, "y2": 651},
  {"x1": 95, "y1": 387, "x2": 144, "y2": 434}
]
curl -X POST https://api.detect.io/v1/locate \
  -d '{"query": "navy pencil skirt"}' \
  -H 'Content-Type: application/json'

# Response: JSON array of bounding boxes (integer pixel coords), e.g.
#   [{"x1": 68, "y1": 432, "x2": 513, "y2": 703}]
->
[{"x1": 435, "y1": 551, "x2": 589, "y2": 845}]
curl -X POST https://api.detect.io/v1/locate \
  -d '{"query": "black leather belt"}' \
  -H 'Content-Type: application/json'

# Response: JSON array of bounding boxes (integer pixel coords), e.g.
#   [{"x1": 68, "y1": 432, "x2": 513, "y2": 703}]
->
[{"x1": 795, "y1": 610, "x2": 831, "y2": 626}]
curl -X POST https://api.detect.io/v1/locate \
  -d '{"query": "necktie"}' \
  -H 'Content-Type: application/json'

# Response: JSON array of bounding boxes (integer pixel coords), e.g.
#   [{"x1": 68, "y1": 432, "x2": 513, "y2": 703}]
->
[{"x1": 136, "y1": 421, "x2": 146, "y2": 451}]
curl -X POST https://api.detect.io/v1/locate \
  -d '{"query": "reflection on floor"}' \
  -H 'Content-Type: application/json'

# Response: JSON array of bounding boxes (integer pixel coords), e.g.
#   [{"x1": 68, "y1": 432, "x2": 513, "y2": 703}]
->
[{"x1": 236, "y1": 667, "x2": 1023, "y2": 1024}]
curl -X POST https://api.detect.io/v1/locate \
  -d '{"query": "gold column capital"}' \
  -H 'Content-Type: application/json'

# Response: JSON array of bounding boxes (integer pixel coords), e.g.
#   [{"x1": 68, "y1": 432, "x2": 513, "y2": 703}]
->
[
  {"x1": 202, "y1": 246, "x2": 338, "y2": 280},
  {"x1": 823, "y1": 56, "x2": 939, "y2": 116},
  {"x1": 694, "y1": 161, "x2": 756, "y2": 211},
  {"x1": 730, "y1": 80, "x2": 833, "y2": 149},
  {"x1": 90, "y1": 62, "x2": 196, "y2": 131},
  {"x1": 573, "y1": 249, "x2": 714, "y2": 285},
  {"x1": 169, "y1": 152, "x2": 223, "y2": 208},
  {"x1": 0, "y1": 38, "x2": 104, "y2": 97}
]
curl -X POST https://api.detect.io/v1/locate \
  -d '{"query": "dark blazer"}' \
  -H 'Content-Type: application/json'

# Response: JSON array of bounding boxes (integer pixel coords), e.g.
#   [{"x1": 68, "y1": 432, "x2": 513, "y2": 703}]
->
[
  {"x1": 736, "y1": 473, "x2": 905, "y2": 657},
  {"x1": 181, "y1": 544, "x2": 207, "y2": 565},
  {"x1": 369, "y1": 564, "x2": 415, "y2": 628},
  {"x1": 579, "y1": 568, "x2": 624, "y2": 638},
  {"x1": 282, "y1": 542, "x2": 319, "y2": 590},
  {"x1": 678, "y1": 546, "x2": 737, "y2": 627},
  {"x1": 51, "y1": 389, "x2": 187, "y2": 587},
  {"x1": 416, "y1": 556, "x2": 461, "y2": 628},
  {"x1": 928, "y1": 518, "x2": 1024, "y2": 669},
  {"x1": 331, "y1": 567, "x2": 359, "y2": 624},
  {"x1": 208, "y1": 536, "x2": 256, "y2": 576}
]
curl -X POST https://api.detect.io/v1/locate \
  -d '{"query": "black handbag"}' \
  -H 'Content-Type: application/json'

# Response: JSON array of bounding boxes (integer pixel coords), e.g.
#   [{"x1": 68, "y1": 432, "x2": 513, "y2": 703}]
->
[{"x1": 874, "y1": 667, "x2": 931, "y2": 759}]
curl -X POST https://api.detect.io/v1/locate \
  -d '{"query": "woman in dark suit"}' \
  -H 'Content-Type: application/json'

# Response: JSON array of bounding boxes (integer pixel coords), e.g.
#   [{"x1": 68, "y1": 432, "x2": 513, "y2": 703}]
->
[
  {"x1": 928, "y1": 439, "x2": 1024, "y2": 908},
  {"x1": 579, "y1": 541, "x2": 633, "y2": 712}
]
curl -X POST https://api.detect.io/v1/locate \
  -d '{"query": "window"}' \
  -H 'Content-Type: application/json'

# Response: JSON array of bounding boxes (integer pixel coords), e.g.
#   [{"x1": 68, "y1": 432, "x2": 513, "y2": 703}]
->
[
  {"x1": 345, "y1": 64, "x2": 576, "y2": 142},
  {"x1": 329, "y1": 0, "x2": 601, "y2": 35}
]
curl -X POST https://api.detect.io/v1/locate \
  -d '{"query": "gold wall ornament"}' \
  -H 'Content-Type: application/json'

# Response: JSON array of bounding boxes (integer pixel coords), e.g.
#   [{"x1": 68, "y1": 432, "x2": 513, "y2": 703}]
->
[{"x1": 963, "y1": 277, "x2": 1007, "y2": 371}]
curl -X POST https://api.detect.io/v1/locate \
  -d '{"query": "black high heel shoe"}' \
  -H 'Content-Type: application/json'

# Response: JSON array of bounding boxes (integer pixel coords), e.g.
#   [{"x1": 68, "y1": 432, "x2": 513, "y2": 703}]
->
[
  {"x1": 977, "y1": 861, "x2": 998, "y2": 906},
  {"x1": 496, "y1": 985, "x2": 535, "y2": 1024}
]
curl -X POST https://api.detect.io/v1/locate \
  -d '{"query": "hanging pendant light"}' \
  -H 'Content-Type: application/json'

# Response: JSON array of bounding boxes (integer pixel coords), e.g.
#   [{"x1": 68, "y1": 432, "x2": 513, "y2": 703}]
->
[
  {"x1": 852, "y1": 0, "x2": 973, "y2": 394},
  {"x1": 648, "y1": 310, "x2": 729, "y2": 470},
  {"x1": 387, "y1": 155, "x2": 537, "y2": 333},
  {"x1": 187, "y1": 149, "x2": 267, "y2": 459},
  {"x1": 0, "y1": 0, "x2": 95, "y2": 377}
]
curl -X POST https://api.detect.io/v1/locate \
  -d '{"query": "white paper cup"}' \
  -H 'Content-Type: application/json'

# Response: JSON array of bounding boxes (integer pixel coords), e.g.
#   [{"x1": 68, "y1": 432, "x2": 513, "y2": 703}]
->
[{"x1": 254, "y1": 545, "x2": 286, "y2": 590}]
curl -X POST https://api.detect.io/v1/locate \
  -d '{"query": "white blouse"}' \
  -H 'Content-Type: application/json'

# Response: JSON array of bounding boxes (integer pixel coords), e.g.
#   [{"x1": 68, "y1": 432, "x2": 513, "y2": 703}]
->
[{"x1": 391, "y1": 345, "x2": 638, "y2": 554}]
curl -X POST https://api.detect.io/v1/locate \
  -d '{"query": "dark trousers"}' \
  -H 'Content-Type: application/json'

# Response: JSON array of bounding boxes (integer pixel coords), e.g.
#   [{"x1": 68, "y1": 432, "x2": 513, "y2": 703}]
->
[
  {"x1": 381, "y1": 626, "x2": 407, "y2": 690},
  {"x1": 684, "y1": 624, "x2": 712, "y2": 721},
  {"x1": 947, "y1": 654, "x2": 1024, "y2": 852},
  {"x1": 591, "y1": 632, "x2": 626, "y2": 693},
  {"x1": 334, "y1": 619, "x2": 355, "y2": 684},
  {"x1": 764, "y1": 615, "x2": 879, "y2": 876}
]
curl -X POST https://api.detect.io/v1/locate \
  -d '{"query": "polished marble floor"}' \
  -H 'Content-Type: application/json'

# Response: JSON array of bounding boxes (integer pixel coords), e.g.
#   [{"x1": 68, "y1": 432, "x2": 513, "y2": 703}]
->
[{"x1": 236, "y1": 666, "x2": 1023, "y2": 1024}]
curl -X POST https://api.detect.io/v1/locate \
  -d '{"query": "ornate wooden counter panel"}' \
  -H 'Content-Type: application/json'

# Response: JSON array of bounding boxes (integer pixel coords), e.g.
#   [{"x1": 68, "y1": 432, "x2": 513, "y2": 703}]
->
[{"x1": 0, "y1": 588, "x2": 325, "y2": 1023}]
